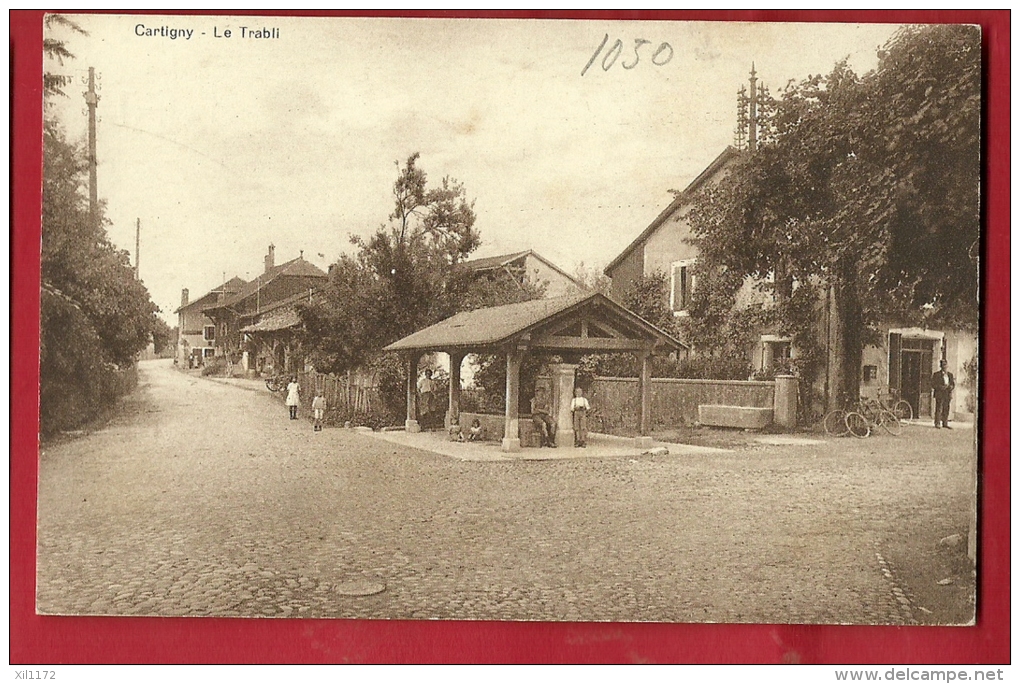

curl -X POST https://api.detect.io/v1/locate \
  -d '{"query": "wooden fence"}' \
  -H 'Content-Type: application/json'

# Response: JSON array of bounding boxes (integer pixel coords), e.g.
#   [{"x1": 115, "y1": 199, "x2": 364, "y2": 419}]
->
[
  {"x1": 588, "y1": 377, "x2": 775, "y2": 433},
  {"x1": 297, "y1": 370, "x2": 386, "y2": 425}
]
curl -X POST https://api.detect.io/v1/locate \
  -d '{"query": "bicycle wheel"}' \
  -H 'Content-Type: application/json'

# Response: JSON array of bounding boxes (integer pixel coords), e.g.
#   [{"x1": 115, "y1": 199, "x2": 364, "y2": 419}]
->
[
  {"x1": 823, "y1": 409, "x2": 849, "y2": 436},
  {"x1": 893, "y1": 400, "x2": 913, "y2": 421},
  {"x1": 878, "y1": 410, "x2": 902, "y2": 436},
  {"x1": 845, "y1": 411, "x2": 871, "y2": 438}
]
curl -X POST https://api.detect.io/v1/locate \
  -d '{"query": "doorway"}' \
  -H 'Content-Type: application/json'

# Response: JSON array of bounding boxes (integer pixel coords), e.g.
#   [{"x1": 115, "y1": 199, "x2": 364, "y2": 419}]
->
[
  {"x1": 901, "y1": 351, "x2": 923, "y2": 418},
  {"x1": 896, "y1": 340, "x2": 935, "y2": 418}
]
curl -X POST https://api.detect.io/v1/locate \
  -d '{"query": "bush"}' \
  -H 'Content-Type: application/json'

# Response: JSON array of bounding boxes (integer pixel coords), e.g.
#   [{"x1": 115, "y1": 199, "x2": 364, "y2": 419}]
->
[
  {"x1": 200, "y1": 356, "x2": 229, "y2": 377},
  {"x1": 325, "y1": 404, "x2": 398, "y2": 431},
  {"x1": 373, "y1": 353, "x2": 409, "y2": 421},
  {"x1": 39, "y1": 290, "x2": 139, "y2": 435}
]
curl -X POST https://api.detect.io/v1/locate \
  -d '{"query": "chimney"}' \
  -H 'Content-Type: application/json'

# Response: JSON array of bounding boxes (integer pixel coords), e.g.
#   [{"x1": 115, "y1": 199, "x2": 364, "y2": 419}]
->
[
  {"x1": 265, "y1": 244, "x2": 275, "y2": 273},
  {"x1": 181, "y1": 288, "x2": 189, "y2": 307}
]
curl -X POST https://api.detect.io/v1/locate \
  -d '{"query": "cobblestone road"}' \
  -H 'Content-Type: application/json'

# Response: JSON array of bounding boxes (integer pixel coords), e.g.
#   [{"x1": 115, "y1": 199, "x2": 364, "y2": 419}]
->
[{"x1": 36, "y1": 360, "x2": 975, "y2": 624}]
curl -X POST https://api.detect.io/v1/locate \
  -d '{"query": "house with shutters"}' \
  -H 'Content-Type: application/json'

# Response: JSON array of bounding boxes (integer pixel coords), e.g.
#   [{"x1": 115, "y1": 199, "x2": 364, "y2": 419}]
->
[
  {"x1": 603, "y1": 145, "x2": 975, "y2": 421},
  {"x1": 199, "y1": 245, "x2": 328, "y2": 374},
  {"x1": 175, "y1": 276, "x2": 247, "y2": 368},
  {"x1": 603, "y1": 70, "x2": 975, "y2": 422}
]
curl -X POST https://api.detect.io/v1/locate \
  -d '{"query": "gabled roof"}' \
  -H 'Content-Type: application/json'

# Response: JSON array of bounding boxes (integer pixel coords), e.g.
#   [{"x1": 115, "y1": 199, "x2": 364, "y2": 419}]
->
[
  {"x1": 460, "y1": 249, "x2": 583, "y2": 287},
  {"x1": 175, "y1": 276, "x2": 247, "y2": 314},
  {"x1": 238, "y1": 289, "x2": 321, "y2": 333},
  {"x1": 240, "y1": 306, "x2": 302, "y2": 333},
  {"x1": 384, "y1": 292, "x2": 687, "y2": 354},
  {"x1": 202, "y1": 257, "x2": 326, "y2": 312},
  {"x1": 239, "y1": 288, "x2": 319, "y2": 319},
  {"x1": 460, "y1": 250, "x2": 532, "y2": 272},
  {"x1": 604, "y1": 146, "x2": 742, "y2": 276}
]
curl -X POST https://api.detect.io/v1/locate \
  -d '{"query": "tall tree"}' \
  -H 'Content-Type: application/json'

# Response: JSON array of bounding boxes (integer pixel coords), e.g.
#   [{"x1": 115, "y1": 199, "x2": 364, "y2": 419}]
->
[
  {"x1": 299, "y1": 153, "x2": 485, "y2": 374},
  {"x1": 43, "y1": 14, "x2": 87, "y2": 98},
  {"x1": 686, "y1": 25, "x2": 980, "y2": 405},
  {"x1": 40, "y1": 18, "x2": 166, "y2": 433}
]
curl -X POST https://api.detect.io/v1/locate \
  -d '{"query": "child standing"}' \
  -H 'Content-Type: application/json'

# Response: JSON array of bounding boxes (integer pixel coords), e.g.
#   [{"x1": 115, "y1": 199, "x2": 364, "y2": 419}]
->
[
  {"x1": 285, "y1": 377, "x2": 300, "y2": 420},
  {"x1": 571, "y1": 387, "x2": 591, "y2": 448},
  {"x1": 312, "y1": 394, "x2": 326, "y2": 431}
]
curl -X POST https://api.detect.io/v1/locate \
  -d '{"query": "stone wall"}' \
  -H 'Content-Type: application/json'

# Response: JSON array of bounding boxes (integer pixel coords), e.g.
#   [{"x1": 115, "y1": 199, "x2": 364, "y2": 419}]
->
[{"x1": 588, "y1": 377, "x2": 776, "y2": 432}]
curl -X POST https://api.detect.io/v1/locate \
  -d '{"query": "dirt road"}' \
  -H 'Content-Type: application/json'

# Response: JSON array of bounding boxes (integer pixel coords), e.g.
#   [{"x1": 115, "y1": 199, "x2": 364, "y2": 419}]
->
[{"x1": 36, "y1": 359, "x2": 975, "y2": 623}]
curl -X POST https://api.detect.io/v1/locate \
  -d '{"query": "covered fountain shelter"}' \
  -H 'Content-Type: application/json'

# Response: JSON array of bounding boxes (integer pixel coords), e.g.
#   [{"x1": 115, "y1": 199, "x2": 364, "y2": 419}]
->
[{"x1": 384, "y1": 292, "x2": 688, "y2": 452}]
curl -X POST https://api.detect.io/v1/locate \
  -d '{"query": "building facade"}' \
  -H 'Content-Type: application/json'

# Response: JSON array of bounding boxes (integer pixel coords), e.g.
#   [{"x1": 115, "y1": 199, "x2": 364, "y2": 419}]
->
[
  {"x1": 175, "y1": 277, "x2": 247, "y2": 368},
  {"x1": 201, "y1": 245, "x2": 328, "y2": 372},
  {"x1": 604, "y1": 147, "x2": 976, "y2": 422}
]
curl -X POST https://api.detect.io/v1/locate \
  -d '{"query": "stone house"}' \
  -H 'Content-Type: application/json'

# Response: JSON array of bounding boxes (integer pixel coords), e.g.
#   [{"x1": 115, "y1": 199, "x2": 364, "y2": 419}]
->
[
  {"x1": 174, "y1": 276, "x2": 247, "y2": 368},
  {"x1": 603, "y1": 147, "x2": 976, "y2": 422},
  {"x1": 200, "y1": 245, "x2": 327, "y2": 372}
]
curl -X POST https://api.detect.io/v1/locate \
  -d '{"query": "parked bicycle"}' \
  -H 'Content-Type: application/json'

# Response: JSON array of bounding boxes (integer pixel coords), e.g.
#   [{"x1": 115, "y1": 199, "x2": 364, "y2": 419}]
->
[
  {"x1": 877, "y1": 387, "x2": 914, "y2": 421},
  {"x1": 823, "y1": 393, "x2": 856, "y2": 437},
  {"x1": 823, "y1": 394, "x2": 902, "y2": 438},
  {"x1": 844, "y1": 401, "x2": 902, "y2": 438},
  {"x1": 265, "y1": 374, "x2": 287, "y2": 392}
]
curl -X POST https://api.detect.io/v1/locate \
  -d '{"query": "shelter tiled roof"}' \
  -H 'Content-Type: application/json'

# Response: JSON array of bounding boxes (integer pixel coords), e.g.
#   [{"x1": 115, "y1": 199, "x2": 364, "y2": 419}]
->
[{"x1": 384, "y1": 292, "x2": 687, "y2": 353}]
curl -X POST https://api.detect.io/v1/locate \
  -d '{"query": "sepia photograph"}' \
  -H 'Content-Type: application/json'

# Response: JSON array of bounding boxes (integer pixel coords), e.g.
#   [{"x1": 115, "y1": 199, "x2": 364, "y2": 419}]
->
[{"x1": 32, "y1": 12, "x2": 982, "y2": 634}]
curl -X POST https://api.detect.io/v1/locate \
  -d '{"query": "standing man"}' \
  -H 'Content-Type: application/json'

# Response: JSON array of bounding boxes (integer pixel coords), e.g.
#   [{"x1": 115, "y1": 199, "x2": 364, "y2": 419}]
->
[{"x1": 931, "y1": 359, "x2": 955, "y2": 429}]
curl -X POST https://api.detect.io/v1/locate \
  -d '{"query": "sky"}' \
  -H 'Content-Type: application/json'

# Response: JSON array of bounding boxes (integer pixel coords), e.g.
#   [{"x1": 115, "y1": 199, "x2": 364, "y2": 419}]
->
[{"x1": 44, "y1": 14, "x2": 901, "y2": 324}]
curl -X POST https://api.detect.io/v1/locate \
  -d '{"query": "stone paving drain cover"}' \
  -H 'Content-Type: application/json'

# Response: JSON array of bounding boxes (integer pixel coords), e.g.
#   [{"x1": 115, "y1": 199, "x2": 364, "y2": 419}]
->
[{"x1": 335, "y1": 579, "x2": 386, "y2": 596}]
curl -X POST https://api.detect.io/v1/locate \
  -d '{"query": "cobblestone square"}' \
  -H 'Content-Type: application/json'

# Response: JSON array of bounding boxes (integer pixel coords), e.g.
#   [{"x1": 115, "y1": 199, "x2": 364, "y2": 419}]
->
[{"x1": 36, "y1": 360, "x2": 976, "y2": 624}]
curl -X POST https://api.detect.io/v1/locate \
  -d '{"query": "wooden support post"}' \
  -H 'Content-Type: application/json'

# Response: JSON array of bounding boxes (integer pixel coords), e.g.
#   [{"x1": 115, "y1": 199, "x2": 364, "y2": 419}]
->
[
  {"x1": 446, "y1": 352, "x2": 465, "y2": 429},
  {"x1": 405, "y1": 354, "x2": 420, "y2": 433},
  {"x1": 502, "y1": 348, "x2": 523, "y2": 452},
  {"x1": 636, "y1": 351, "x2": 654, "y2": 448}
]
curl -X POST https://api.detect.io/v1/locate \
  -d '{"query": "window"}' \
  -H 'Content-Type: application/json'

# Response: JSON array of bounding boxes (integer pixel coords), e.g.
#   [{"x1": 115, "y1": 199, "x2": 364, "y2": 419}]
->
[
  {"x1": 670, "y1": 259, "x2": 696, "y2": 314},
  {"x1": 760, "y1": 336, "x2": 792, "y2": 373},
  {"x1": 863, "y1": 365, "x2": 878, "y2": 382},
  {"x1": 203, "y1": 325, "x2": 215, "y2": 341}
]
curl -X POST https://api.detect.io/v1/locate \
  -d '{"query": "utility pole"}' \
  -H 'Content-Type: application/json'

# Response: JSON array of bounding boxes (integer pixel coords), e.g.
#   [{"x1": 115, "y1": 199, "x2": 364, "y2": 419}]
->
[
  {"x1": 84, "y1": 67, "x2": 100, "y2": 226},
  {"x1": 135, "y1": 218, "x2": 141, "y2": 279},
  {"x1": 748, "y1": 62, "x2": 758, "y2": 153}
]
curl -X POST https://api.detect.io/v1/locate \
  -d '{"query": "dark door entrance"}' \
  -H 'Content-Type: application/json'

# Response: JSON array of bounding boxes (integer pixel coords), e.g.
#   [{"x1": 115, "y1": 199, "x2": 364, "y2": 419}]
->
[{"x1": 901, "y1": 351, "x2": 923, "y2": 418}]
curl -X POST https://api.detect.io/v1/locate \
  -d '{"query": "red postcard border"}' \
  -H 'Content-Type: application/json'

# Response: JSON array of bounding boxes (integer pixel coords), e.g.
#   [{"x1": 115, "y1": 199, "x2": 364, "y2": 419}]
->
[{"x1": 10, "y1": 9, "x2": 1009, "y2": 665}]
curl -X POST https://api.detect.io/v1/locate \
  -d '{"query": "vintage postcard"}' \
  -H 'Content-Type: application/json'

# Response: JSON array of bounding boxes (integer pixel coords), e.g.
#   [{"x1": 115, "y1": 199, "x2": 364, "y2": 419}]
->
[{"x1": 36, "y1": 13, "x2": 980, "y2": 628}]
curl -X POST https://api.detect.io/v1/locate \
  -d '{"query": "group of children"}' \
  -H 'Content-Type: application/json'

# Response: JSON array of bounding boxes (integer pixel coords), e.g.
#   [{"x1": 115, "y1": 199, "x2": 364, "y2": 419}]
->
[
  {"x1": 284, "y1": 378, "x2": 326, "y2": 431},
  {"x1": 453, "y1": 386, "x2": 592, "y2": 448}
]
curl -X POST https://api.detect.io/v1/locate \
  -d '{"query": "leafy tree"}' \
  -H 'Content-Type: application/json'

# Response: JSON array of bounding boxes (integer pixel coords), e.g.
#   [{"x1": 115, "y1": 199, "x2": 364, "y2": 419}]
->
[
  {"x1": 40, "y1": 21, "x2": 166, "y2": 434},
  {"x1": 300, "y1": 153, "x2": 489, "y2": 374},
  {"x1": 572, "y1": 262, "x2": 611, "y2": 294},
  {"x1": 620, "y1": 270, "x2": 680, "y2": 335},
  {"x1": 43, "y1": 122, "x2": 160, "y2": 366},
  {"x1": 151, "y1": 317, "x2": 174, "y2": 355},
  {"x1": 686, "y1": 25, "x2": 980, "y2": 405}
]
